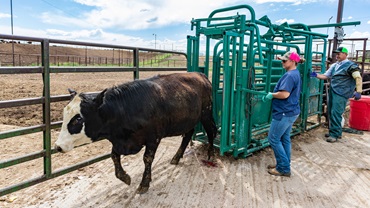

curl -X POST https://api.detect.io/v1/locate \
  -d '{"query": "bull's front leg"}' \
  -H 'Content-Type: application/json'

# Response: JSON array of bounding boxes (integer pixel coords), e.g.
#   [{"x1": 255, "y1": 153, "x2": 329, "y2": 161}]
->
[
  {"x1": 137, "y1": 144, "x2": 158, "y2": 194},
  {"x1": 171, "y1": 129, "x2": 194, "y2": 165},
  {"x1": 111, "y1": 149, "x2": 131, "y2": 185}
]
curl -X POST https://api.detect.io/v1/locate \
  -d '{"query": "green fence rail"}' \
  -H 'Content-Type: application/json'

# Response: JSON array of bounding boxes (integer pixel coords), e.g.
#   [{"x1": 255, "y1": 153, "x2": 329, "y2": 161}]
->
[{"x1": 0, "y1": 34, "x2": 187, "y2": 196}]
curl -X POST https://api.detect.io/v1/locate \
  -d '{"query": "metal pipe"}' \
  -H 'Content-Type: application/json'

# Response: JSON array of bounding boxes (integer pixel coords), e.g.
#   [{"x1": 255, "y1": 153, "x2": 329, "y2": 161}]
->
[
  {"x1": 331, "y1": 0, "x2": 345, "y2": 63},
  {"x1": 327, "y1": 16, "x2": 333, "y2": 35},
  {"x1": 336, "y1": 0, "x2": 344, "y2": 24},
  {"x1": 10, "y1": 0, "x2": 15, "y2": 66}
]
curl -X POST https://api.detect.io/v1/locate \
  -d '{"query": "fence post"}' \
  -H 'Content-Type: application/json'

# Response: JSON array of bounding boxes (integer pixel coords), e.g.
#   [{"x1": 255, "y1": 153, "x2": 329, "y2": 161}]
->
[
  {"x1": 133, "y1": 48, "x2": 139, "y2": 79},
  {"x1": 41, "y1": 38, "x2": 52, "y2": 178}
]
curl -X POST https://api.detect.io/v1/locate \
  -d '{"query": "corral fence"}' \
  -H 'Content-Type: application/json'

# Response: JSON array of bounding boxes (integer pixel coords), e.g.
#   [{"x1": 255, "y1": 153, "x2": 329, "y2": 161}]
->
[
  {"x1": 0, "y1": 51, "x2": 186, "y2": 68},
  {"x1": 0, "y1": 41, "x2": 187, "y2": 68},
  {"x1": 0, "y1": 34, "x2": 187, "y2": 196}
]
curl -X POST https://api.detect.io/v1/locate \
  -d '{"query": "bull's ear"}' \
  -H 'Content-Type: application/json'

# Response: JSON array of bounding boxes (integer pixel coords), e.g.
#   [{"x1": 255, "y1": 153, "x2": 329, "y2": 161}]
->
[
  {"x1": 94, "y1": 89, "x2": 107, "y2": 107},
  {"x1": 68, "y1": 88, "x2": 77, "y2": 100}
]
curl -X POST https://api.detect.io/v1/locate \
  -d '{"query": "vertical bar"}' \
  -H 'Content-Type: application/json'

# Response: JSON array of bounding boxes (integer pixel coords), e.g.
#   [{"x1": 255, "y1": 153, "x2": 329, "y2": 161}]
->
[
  {"x1": 336, "y1": 0, "x2": 344, "y2": 24},
  {"x1": 361, "y1": 39, "x2": 366, "y2": 74},
  {"x1": 228, "y1": 35, "x2": 237, "y2": 142},
  {"x1": 327, "y1": 39, "x2": 332, "y2": 69},
  {"x1": 186, "y1": 36, "x2": 193, "y2": 72},
  {"x1": 234, "y1": 35, "x2": 244, "y2": 156},
  {"x1": 331, "y1": 0, "x2": 344, "y2": 63},
  {"x1": 186, "y1": 36, "x2": 199, "y2": 72},
  {"x1": 133, "y1": 48, "x2": 139, "y2": 79},
  {"x1": 10, "y1": 0, "x2": 15, "y2": 66},
  {"x1": 193, "y1": 37, "x2": 199, "y2": 72},
  {"x1": 204, "y1": 36, "x2": 210, "y2": 77},
  {"x1": 302, "y1": 35, "x2": 313, "y2": 131},
  {"x1": 220, "y1": 34, "x2": 232, "y2": 154},
  {"x1": 41, "y1": 39, "x2": 52, "y2": 177}
]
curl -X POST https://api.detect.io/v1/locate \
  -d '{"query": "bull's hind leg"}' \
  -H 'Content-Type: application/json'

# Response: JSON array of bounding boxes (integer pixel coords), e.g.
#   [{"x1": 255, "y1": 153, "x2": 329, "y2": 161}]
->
[
  {"x1": 111, "y1": 150, "x2": 131, "y2": 185},
  {"x1": 201, "y1": 109, "x2": 217, "y2": 160},
  {"x1": 138, "y1": 143, "x2": 159, "y2": 194},
  {"x1": 170, "y1": 129, "x2": 194, "y2": 165}
]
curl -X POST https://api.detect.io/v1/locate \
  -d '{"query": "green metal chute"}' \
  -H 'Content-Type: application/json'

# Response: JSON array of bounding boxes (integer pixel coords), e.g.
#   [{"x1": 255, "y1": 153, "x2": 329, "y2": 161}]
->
[{"x1": 187, "y1": 4, "x2": 359, "y2": 158}]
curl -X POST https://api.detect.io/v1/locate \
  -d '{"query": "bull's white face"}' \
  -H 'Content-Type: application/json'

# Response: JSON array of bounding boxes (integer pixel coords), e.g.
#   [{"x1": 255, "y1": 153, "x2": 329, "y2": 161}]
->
[{"x1": 54, "y1": 95, "x2": 92, "y2": 152}]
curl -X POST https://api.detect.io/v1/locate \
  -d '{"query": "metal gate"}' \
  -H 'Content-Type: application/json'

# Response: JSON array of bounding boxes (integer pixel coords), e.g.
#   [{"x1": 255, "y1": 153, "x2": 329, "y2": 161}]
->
[{"x1": 187, "y1": 4, "x2": 359, "y2": 157}]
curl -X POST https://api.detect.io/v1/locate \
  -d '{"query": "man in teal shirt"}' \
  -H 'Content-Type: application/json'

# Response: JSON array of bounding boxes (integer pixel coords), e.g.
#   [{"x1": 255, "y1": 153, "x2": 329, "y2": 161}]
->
[{"x1": 310, "y1": 47, "x2": 363, "y2": 142}]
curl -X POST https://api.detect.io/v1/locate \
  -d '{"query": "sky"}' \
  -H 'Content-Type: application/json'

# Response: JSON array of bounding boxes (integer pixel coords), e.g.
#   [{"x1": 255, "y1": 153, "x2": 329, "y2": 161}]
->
[{"x1": 1, "y1": 0, "x2": 370, "y2": 52}]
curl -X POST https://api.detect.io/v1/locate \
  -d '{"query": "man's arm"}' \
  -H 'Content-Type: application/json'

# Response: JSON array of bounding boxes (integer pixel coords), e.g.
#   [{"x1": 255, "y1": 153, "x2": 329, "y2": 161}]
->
[
  {"x1": 316, "y1": 74, "x2": 329, "y2": 80},
  {"x1": 349, "y1": 65, "x2": 363, "y2": 93},
  {"x1": 310, "y1": 64, "x2": 334, "y2": 80},
  {"x1": 262, "y1": 90, "x2": 290, "y2": 102},
  {"x1": 352, "y1": 71, "x2": 363, "y2": 93},
  {"x1": 271, "y1": 90, "x2": 290, "y2": 99}
]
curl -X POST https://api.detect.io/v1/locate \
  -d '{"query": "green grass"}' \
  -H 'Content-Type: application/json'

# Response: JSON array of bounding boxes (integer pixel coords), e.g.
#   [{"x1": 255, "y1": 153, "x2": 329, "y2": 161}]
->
[{"x1": 24, "y1": 53, "x2": 186, "y2": 67}]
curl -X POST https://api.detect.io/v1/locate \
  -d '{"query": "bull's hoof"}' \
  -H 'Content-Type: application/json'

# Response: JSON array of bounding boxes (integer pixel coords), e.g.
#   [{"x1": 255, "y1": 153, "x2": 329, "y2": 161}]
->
[
  {"x1": 136, "y1": 186, "x2": 149, "y2": 194},
  {"x1": 170, "y1": 157, "x2": 180, "y2": 165},
  {"x1": 170, "y1": 152, "x2": 182, "y2": 165},
  {"x1": 117, "y1": 173, "x2": 131, "y2": 185},
  {"x1": 208, "y1": 148, "x2": 214, "y2": 160}
]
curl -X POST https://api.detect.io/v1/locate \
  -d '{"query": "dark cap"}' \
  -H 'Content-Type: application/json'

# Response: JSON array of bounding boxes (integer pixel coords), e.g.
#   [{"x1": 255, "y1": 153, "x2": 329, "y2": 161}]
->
[{"x1": 333, "y1": 47, "x2": 348, "y2": 54}]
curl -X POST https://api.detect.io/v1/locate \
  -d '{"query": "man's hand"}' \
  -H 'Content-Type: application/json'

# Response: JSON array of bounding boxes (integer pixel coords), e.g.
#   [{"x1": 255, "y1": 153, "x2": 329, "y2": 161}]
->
[
  {"x1": 262, "y1": 92, "x2": 274, "y2": 102},
  {"x1": 310, "y1": 71, "x2": 317, "y2": 77},
  {"x1": 353, "y1": 92, "x2": 361, "y2": 100}
]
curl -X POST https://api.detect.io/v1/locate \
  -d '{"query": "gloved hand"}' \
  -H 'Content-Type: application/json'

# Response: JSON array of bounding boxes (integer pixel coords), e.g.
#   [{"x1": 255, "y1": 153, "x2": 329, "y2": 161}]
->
[
  {"x1": 262, "y1": 92, "x2": 274, "y2": 102},
  {"x1": 353, "y1": 92, "x2": 361, "y2": 100},
  {"x1": 310, "y1": 71, "x2": 317, "y2": 77}
]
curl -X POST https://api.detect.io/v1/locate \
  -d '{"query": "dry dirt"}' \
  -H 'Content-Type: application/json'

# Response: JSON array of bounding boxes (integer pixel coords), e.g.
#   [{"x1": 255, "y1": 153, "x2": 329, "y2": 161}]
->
[{"x1": 1, "y1": 71, "x2": 370, "y2": 207}]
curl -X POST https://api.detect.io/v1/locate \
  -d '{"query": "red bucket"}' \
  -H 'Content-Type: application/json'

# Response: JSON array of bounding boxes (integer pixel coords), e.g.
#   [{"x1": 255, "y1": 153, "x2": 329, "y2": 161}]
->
[{"x1": 349, "y1": 95, "x2": 370, "y2": 130}]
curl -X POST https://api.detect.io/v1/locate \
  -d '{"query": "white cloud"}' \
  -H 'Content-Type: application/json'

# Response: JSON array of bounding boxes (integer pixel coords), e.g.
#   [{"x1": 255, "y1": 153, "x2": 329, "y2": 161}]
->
[
  {"x1": 255, "y1": 0, "x2": 294, "y2": 3},
  {"x1": 275, "y1": 18, "x2": 295, "y2": 24},
  {"x1": 347, "y1": 31, "x2": 370, "y2": 39},
  {"x1": 0, "y1": 13, "x2": 11, "y2": 18},
  {"x1": 47, "y1": 0, "x2": 240, "y2": 30},
  {"x1": 345, "y1": 31, "x2": 370, "y2": 51},
  {"x1": 46, "y1": 28, "x2": 152, "y2": 47},
  {"x1": 367, "y1": 20, "x2": 370, "y2": 24},
  {"x1": 46, "y1": 28, "x2": 104, "y2": 40},
  {"x1": 41, "y1": 12, "x2": 90, "y2": 28},
  {"x1": 348, "y1": 16, "x2": 353, "y2": 20},
  {"x1": 255, "y1": 0, "x2": 319, "y2": 4},
  {"x1": 32, "y1": 0, "x2": 341, "y2": 32},
  {"x1": 0, "y1": 24, "x2": 179, "y2": 49}
]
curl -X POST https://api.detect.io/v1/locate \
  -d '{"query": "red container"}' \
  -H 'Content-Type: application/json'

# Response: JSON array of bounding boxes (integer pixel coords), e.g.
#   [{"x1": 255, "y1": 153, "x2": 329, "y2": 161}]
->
[{"x1": 349, "y1": 96, "x2": 370, "y2": 130}]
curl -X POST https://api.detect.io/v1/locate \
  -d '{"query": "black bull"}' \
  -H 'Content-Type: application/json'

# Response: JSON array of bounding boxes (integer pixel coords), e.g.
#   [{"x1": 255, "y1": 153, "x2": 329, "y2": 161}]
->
[{"x1": 55, "y1": 72, "x2": 217, "y2": 194}]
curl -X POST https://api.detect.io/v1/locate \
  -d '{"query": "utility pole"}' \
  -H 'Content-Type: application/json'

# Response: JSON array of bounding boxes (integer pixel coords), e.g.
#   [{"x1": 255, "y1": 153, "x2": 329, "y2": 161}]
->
[
  {"x1": 152, "y1": 33, "x2": 157, "y2": 49},
  {"x1": 10, "y1": 0, "x2": 15, "y2": 66},
  {"x1": 331, "y1": 0, "x2": 344, "y2": 63}
]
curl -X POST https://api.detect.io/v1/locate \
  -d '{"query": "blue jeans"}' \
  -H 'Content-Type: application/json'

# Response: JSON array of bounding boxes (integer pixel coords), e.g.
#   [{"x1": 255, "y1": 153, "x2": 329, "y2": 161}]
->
[{"x1": 268, "y1": 114, "x2": 299, "y2": 174}]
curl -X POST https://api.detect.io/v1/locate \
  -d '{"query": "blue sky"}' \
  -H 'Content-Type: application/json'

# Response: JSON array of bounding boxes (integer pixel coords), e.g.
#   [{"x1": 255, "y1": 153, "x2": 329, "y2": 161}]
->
[{"x1": 1, "y1": 0, "x2": 370, "y2": 52}]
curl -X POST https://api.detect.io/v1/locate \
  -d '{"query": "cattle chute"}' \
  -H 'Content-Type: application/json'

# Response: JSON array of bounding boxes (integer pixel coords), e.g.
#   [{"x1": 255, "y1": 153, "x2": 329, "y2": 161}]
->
[{"x1": 187, "y1": 4, "x2": 360, "y2": 157}]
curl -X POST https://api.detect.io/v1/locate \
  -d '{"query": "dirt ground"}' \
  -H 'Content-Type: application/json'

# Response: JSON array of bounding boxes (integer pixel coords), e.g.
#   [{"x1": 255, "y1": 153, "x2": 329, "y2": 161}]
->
[{"x1": 1, "y1": 72, "x2": 370, "y2": 208}]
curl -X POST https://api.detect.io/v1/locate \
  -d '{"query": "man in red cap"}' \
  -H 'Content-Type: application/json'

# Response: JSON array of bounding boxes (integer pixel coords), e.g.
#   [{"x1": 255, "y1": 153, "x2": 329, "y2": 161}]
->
[{"x1": 310, "y1": 47, "x2": 363, "y2": 143}]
